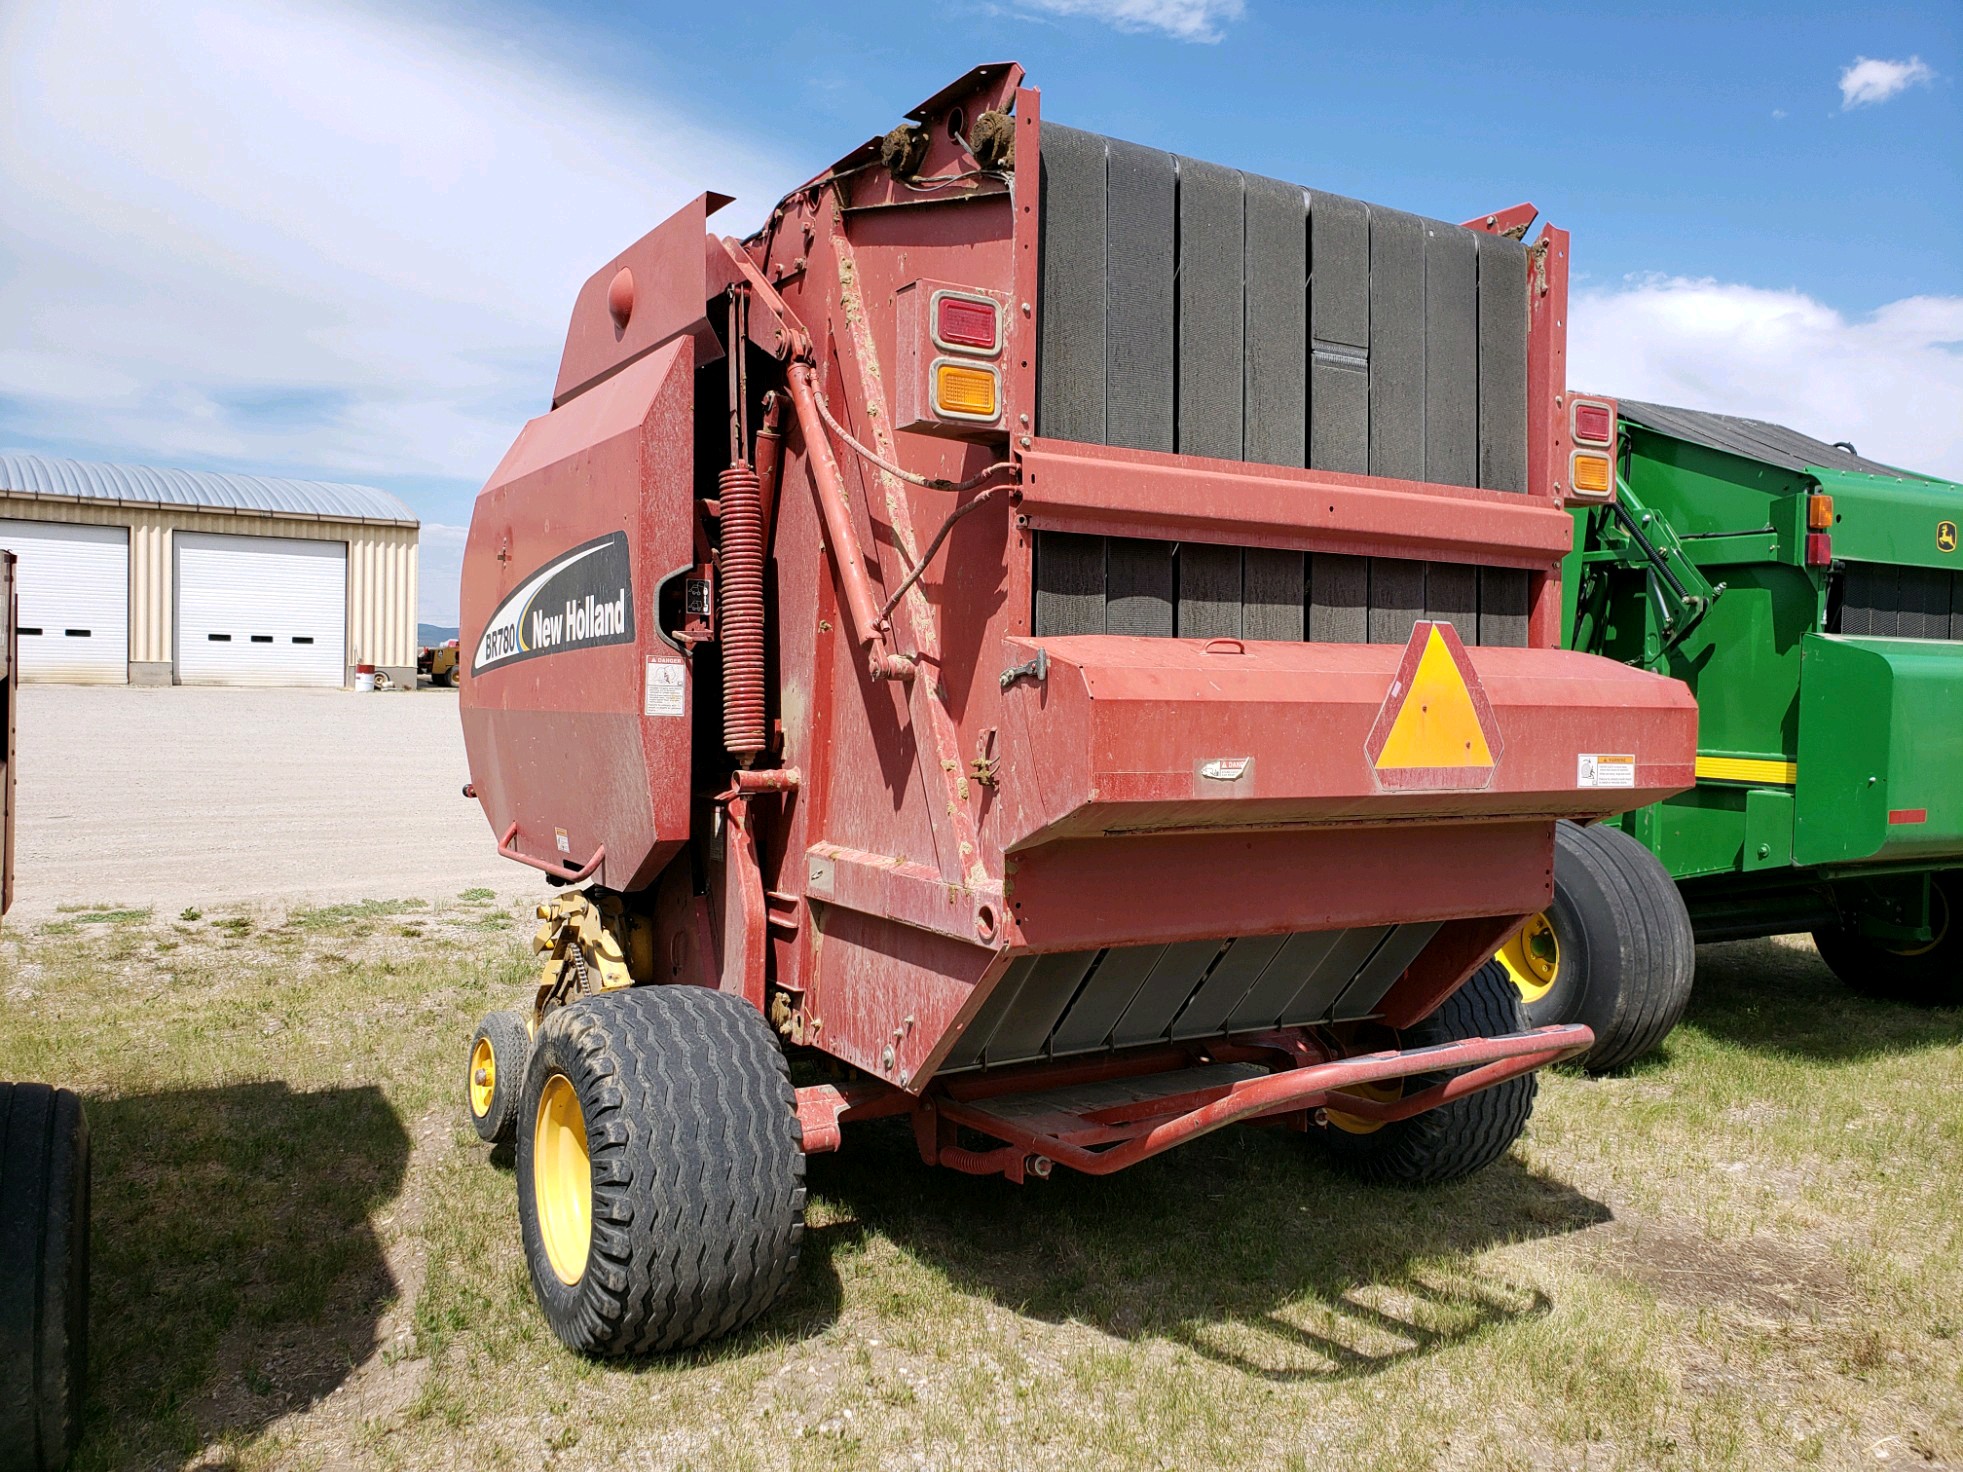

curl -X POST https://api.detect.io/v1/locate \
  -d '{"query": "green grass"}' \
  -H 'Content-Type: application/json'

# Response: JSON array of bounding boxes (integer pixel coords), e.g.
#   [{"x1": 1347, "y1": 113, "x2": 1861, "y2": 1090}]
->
[{"x1": 1, "y1": 921, "x2": 1957, "y2": 1470}]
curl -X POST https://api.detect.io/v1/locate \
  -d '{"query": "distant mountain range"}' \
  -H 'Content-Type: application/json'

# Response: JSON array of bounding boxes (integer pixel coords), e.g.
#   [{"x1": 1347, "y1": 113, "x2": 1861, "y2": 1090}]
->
[{"x1": 418, "y1": 623, "x2": 460, "y2": 646}]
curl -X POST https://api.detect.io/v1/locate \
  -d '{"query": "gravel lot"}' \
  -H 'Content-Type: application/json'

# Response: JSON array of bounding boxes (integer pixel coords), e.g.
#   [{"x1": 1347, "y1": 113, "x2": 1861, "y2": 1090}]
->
[{"x1": 11, "y1": 684, "x2": 524, "y2": 919}]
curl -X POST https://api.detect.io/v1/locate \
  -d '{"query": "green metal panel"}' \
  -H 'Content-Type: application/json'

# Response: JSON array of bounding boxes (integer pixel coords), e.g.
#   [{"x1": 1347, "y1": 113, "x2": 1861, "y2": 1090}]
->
[
  {"x1": 1638, "y1": 786, "x2": 1748, "y2": 880},
  {"x1": 1563, "y1": 412, "x2": 1963, "y2": 930},
  {"x1": 1742, "y1": 788, "x2": 1795, "y2": 871},
  {"x1": 1794, "y1": 634, "x2": 1963, "y2": 866},
  {"x1": 1810, "y1": 466, "x2": 1963, "y2": 572}
]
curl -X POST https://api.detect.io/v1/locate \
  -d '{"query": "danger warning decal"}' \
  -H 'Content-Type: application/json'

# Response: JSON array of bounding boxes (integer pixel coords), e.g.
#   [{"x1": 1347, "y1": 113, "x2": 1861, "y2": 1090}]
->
[
  {"x1": 1364, "y1": 621, "x2": 1501, "y2": 791},
  {"x1": 472, "y1": 532, "x2": 635, "y2": 675}
]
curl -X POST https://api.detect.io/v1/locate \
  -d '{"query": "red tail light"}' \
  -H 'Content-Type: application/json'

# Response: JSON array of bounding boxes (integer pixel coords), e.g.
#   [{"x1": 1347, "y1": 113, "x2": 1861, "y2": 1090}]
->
[
  {"x1": 1806, "y1": 531, "x2": 1833, "y2": 566},
  {"x1": 934, "y1": 292, "x2": 999, "y2": 353},
  {"x1": 1571, "y1": 400, "x2": 1614, "y2": 446}
]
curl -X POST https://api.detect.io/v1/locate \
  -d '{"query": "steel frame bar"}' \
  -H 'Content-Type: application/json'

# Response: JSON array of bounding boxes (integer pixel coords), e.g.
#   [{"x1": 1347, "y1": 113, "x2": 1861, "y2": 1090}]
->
[
  {"x1": 931, "y1": 1024, "x2": 1590, "y2": 1176},
  {"x1": 1015, "y1": 437, "x2": 1576, "y2": 571},
  {"x1": 785, "y1": 362, "x2": 904, "y2": 677}
]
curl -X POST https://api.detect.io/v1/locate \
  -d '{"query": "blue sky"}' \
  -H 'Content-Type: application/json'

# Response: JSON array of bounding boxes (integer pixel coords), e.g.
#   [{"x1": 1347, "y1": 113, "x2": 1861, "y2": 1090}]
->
[{"x1": 2, "y1": 0, "x2": 1957, "y2": 621}]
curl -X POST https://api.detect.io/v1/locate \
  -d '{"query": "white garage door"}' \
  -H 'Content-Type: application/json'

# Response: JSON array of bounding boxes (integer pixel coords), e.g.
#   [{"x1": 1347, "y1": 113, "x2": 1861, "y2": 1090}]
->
[
  {"x1": 0, "y1": 519, "x2": 130, "y2": 683},
  {"x1": 174, "y1": 532, "x2": 347, "y2": 686}
]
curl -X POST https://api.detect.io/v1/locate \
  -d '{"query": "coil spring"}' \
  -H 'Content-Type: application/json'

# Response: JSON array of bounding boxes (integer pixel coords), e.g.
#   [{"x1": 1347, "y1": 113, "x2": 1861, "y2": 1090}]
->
[{"x1": 718, "y1": 461, "x2": 767, "y2": 757}]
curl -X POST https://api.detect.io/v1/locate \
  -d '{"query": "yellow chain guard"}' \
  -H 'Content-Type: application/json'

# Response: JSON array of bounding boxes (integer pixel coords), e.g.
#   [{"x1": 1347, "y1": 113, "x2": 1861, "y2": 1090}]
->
[{"x1": 533, "y1": 890, "x2": 643, "y2": 1016}]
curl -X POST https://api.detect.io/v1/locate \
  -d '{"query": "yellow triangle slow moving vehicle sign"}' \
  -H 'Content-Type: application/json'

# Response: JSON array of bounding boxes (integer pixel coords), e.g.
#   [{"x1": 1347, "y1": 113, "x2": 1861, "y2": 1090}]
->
[{"x1": 1364, "y1": 621, "x2": 1501, "y2": 791}]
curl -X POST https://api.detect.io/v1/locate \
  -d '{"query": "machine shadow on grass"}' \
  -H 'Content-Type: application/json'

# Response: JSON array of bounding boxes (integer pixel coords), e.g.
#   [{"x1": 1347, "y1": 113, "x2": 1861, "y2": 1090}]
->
[
  {"x1": 75, "y1": 1081, "x2": 409, "y2": 1469},
  {"x1": 1680, "y1": 937, "x2": 1963, "y2": 1063},
  {"x1": 800, "y1": 1115, "x2": 1607, "y2": 1382}
]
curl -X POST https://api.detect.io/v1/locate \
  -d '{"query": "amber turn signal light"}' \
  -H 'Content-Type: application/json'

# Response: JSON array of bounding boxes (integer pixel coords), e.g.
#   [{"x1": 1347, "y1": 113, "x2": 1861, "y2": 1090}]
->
[
  {"x1": 933, "y1": 361, "x2": 1000, "y2": 420},
  {"x1": 1570, "y1": 451, "x2": 1612, "y2": 498},
  {"x1": 1807, "y1": 492, "x2": 1835, "y2": 530}
]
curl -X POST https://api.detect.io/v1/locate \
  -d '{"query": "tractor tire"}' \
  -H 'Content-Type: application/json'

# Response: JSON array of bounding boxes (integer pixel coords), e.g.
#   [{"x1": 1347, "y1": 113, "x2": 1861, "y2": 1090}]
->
[
  {"x1": 1314, "y1": 961, "x2": 1537, "y2": 1186},
  {"x1": 0, "y1": 1083, "x2": 90, "y2": 1472},
  {"x1": 516, "y1": 987, "x2": 805, "y2": 1355},
  {"x1": 466, "y1": 1010, "x2": 532, "y2": 1145},
  {"x1": 1497, "y1": 819, "x2": 1696, "y2": 1072},
  {"x1": 1813, "y1": 872, "x2": 1963, "y2": 1006}
]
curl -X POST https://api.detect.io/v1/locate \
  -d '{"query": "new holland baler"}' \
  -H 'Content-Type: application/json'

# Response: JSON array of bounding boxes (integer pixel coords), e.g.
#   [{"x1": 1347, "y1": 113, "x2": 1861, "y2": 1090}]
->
[{"x1": 456, "y1": 64, "x2": 1698, "y2": 1355}]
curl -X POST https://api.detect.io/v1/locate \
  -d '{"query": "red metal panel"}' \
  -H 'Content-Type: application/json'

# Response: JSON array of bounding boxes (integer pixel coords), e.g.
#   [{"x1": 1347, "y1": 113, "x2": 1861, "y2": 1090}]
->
[
  {"x1": 991, "y1": 634, "x2": 1697, "y2": 849},
  {"x1": 1525, "y1": 223, "x2": 1572, "y2": 646},
  {"x1": 552, "y1": 192, "x2": 733, "y2": 408},
  {"x1": 1005, "y1": 823, "x2": 1555, "y2": 953},
  {"x1": 1016, "y1": 436, "x2": 1575, "y2": 570},
  {"x1": 461, "y1": 337, "x2": 696, "y2": 890}
]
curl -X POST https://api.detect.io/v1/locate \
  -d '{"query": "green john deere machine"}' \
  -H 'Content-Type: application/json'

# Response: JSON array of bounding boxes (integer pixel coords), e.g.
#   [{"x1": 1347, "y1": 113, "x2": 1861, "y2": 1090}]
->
[{"x1": 1497, "y1": 398, "x2": 1963, "y2": 1068}]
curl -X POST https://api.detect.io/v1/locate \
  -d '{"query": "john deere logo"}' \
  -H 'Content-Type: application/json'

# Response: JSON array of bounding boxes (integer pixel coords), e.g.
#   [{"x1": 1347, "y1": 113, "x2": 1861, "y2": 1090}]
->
[{"x1": 1939, "y1": 520, "x2": 1958, "y2": 554}]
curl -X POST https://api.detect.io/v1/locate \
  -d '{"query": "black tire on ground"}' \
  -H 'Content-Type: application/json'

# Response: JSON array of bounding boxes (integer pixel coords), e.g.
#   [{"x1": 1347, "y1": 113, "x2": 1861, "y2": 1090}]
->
[
  {"x1": 1813, "y1": 872, "x2": 1963, "y2": 1006},
  {"x1": 466, "y1": 1010, "x2": 532, "y2": 1145},
  {"x1": 516, "y1": 987, "x2": 805, "y2": 1355},
  {"x1": 0, "y1": 1082, "x2": 90, "y2": 1472},
  {"x1": 1508, "y1": 819, "x2": 1697, "y2": 1072},
  {"x1": 1314, "y1": 961, "x2": 1538, "y2": 1187}
]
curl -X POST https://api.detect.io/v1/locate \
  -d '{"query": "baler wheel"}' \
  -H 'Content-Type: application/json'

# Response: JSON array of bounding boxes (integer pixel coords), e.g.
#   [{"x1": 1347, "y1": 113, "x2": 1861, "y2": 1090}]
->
[
  {"x1": 1813, "y1": 872, "x2": 1963, "y2": 1007},
  {"x1": 516, "y1": 987, "x2": 805, "y2": 1355},
  {"x1": 1315, "y1": 962, "x2": 1537, "y2": 1186},
  {"x1": 466, "y1": 1010, "x2": 532, "y2": 1145},
  {"x1": 1507, "y1": 820, "x2": 1696, "y2": 1072},
  {"x1": 0, "y1": 1082, "x2": 90, "y2": 1472}
]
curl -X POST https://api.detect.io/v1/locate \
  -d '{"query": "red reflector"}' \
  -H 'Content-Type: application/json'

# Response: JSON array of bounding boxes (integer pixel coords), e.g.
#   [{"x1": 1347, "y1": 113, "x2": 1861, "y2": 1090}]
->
[
  {"x1": 1573, "y1": 402, "x2": 1613, "y2": 445},
  {"x1": 936, "y1": 295, "x2": 997, "y2": 351},
  {"x1": 1805, "y1": 531, "x2": 1832, "y2": 566},
  {"x1": 1888, "y1": 808, "x2": 1928, "y2": 825}
]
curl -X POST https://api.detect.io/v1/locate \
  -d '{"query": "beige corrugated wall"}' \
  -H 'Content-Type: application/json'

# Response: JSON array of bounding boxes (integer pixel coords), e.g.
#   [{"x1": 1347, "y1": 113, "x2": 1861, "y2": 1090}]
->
[{"x1": 0, "y1": 496, "x2": 418, "y2": 678}]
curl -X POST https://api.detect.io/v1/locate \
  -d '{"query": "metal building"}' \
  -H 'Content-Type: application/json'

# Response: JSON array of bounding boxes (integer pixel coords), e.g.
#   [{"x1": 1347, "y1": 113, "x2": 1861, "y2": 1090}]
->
[{"x1": 0, "y1": 454, "x2": 419, "y2": 688}]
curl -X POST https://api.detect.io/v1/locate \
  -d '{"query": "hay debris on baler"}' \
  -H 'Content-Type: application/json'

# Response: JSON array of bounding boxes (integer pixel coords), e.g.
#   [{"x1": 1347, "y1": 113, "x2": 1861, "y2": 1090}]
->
[{"x1": 455, "y1": 63, "x2": 1699, "y2": 1355}]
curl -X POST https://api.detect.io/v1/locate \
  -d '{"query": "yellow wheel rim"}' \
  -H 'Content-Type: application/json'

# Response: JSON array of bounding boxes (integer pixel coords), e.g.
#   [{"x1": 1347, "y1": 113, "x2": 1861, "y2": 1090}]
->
[
  {"x1": 1497, "y1": 912, "x2": 1561, "y2": 1005},
  {"x1": 468, "y1": 1036, "x2": 496, "y2": 1119},
  {"x1": 533, "y1": 1073, "x2": 592, "y2": 1286},
  {"x1": 1882, "y1": 886, "x2": 1950, "y2": 958},
  {"x1": 1327, "y1": 1079, "x2": 1402, "y2": 1136}
]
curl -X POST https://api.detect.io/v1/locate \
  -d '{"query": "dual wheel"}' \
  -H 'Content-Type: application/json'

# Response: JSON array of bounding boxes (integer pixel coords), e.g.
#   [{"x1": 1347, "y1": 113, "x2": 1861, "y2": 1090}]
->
[
  {"x1": 1494, "y1": 820, "x2": 1697, "y2": 1073},
  {"x1": 466, "y1": 987, "x2": 805, "y2": 1355},
  {"x1": 1, "y1": 1082, "x2": 90, "y2": 1472}
]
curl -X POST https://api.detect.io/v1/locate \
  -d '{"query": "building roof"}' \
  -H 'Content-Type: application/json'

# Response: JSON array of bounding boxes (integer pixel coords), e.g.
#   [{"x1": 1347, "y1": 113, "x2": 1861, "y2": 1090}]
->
[
  {"x1": 0, "y1": 452, "x2": 418, "y2": 526},
  {"x1": 1618, "y1": 399, "x2": 1939, "y2": 484}
]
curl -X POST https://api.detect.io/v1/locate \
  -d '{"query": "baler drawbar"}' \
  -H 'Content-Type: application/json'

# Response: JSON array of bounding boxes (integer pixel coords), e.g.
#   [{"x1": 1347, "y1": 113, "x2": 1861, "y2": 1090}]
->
[{"x1": 456, "y1": 63, "x2": 1698, "y2": 1355}]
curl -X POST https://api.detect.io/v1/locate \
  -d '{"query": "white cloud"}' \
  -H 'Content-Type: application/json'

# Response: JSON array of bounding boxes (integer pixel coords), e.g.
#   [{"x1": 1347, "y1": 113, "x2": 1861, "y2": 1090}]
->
[
  {"x1": 1570, "y1": 277, "x2": 1963, "y2": 481},
  {"x1": 0, "y1": 0, "x2": 791, "y2": 617},
  {"x1": 1011, "y1": 0, "x2": 1245, "y2": 42},
  {"x1": 1838, "y1": 55, "x2": 1936, "y2": 109}
]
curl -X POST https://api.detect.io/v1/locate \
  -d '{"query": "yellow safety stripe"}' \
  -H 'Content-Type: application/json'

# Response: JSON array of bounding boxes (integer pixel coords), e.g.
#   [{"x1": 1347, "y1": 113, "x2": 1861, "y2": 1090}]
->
[{"x1": 1695, "y1": 755, "x2": 1798, "y2": 786}]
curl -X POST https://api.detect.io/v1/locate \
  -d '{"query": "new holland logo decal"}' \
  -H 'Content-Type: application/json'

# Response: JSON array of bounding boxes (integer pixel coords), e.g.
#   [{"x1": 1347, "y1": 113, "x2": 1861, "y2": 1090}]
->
[{"x1": 472, "y1": 532, "x2": 635, "y2": 675}]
